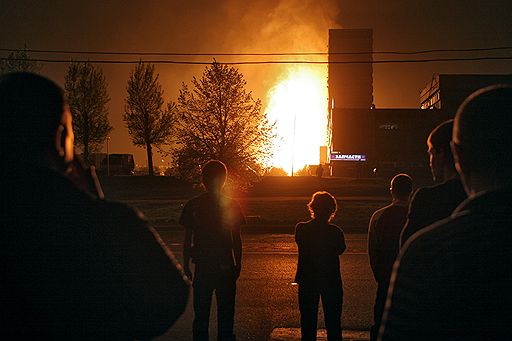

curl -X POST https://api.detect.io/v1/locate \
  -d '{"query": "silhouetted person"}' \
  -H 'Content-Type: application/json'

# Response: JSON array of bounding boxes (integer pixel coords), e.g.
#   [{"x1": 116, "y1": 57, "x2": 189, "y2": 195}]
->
[
  {"x1": 316, "y1": 164, "x2": 324, "y2": 178},
  {"x1": 367, "y1": 174, "x2": 412, "y2": 341},
  {"x1": 400, "y1": 119, "x2": 467, "y2": 246},
  {"x1": 295, "y1": 191, "x2": 346, "y2": 341},
  {"x1": 0, "y1": 72, "x2": 189, "y2": 340},
  {"x1": 379, "y1": 85, "x2": 512, "y2": 341},
  {"x1": 180, "y1": 160, "x2": 245, "y2": 341}
]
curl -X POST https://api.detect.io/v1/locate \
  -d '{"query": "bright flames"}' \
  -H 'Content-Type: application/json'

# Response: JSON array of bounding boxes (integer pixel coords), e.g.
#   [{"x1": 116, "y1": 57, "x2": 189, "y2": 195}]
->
[{"x1": 265, "y1": 66, "x2": 328, "y2": 175}]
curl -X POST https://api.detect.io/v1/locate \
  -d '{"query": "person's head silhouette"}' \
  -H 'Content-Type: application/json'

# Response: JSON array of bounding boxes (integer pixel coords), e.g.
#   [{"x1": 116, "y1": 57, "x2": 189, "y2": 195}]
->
[
  {"x1": 427, "y1": 119, "x2": 456, "y2": 183},
  {"x1": 0, "y1": 72, "x2": 74, "y2": 170},
  {"x1": 390, "y1": 173, "x2": 413, "y2": 201},
  {"x1": 452, "y1": 84, "x2": 512, "y2": 196},
  {"x1": 201, "y1": 160, "x2": 227, "y2": 194},
  {"x1": 307, "y1": 191, "x2": 338, "y2": 223}
]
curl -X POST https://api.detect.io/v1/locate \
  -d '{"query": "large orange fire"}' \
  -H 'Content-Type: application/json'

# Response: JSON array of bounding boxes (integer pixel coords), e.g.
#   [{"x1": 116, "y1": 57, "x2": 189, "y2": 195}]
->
[{"x1": 265, "y1": 66, "x2": 328, "y2": 175}]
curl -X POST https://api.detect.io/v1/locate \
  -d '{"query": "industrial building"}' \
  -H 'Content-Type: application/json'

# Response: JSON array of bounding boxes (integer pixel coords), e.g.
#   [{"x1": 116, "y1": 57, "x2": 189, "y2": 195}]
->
[
  {"x1": 329, "y1": 107, "x2": 446, "y2": 178},
  {"x1": 420, "y1": 74, "x2": 512, "y2": 112},
  {"x1": 327, "y1": 29, "x2": 511, "y2": 178}
]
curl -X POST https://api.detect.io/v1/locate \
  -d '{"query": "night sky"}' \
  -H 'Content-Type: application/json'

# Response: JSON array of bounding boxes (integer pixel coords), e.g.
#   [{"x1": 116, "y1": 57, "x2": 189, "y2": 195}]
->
[{"x1": 2, "y1": 0, "x2": 511, "y2": 165}]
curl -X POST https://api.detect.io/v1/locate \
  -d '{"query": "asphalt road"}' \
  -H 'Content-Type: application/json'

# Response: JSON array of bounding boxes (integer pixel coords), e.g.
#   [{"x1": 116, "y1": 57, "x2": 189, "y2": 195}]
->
[{"x1": 155, "y1": 233, "x2": 376, "y2": 341}]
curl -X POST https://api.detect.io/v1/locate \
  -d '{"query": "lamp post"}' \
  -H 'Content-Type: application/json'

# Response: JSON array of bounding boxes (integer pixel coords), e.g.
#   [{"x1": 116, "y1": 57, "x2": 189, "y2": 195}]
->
[
  {"x1": 291, "y1": 111, "x2": 297, "y2": 176},
  {"x1": 106, "y1": 136, "x2": 110, "y2": 176}
]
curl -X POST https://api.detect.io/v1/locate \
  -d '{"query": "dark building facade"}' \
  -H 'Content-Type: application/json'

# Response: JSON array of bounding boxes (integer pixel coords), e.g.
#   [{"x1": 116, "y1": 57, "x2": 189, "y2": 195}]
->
[
  {"x1": 420, "y1": 74, "x2": 512, "y2": 112},
  {"x1": 330, "y1": 108, "x2": 447, "y2": 178}
]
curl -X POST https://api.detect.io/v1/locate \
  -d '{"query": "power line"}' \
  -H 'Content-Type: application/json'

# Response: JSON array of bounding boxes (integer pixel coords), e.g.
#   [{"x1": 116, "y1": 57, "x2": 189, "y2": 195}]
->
[
  {"x1": 1, "y1": 46, "x2": 512, "y2": 56},
  {"x1": 1, "y1": 56, "x2": 511, "y2": 65}
]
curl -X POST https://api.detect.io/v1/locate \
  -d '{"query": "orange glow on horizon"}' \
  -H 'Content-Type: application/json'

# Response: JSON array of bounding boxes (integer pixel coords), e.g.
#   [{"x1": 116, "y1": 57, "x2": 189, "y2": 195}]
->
[{"x1": 265, "y1": 66, "x2": 328, "y2": 175}]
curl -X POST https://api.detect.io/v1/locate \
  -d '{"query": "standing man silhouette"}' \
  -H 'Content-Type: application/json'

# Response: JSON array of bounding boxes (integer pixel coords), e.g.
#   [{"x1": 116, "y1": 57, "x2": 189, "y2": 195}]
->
[
  {"x1": 368, "y1": 174, "x2": 412, "y2": 341},
  {"x1": 400, "y1": 119, "x2": 466, "y2": 246},
  {"x1": 379, "y1": 85, "x2": 512, "y2": 341},
  {"x1": 180, "y1": 160, "x2": 245, "y2": 341},
  {"x1": 0, "y1": 72, "x2": 189, "y2": 340}
]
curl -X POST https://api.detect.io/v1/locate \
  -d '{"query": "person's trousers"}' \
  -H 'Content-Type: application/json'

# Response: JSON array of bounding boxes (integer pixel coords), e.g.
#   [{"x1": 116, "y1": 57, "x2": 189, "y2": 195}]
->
[
  {"x1": 370, "y1": 281, "x2": 389, "y2": 341},
  {"x1": 298, "y1": 282, "x2": 343, "y2": 341},
  {"x1": 193, "y1": 268, "x2": 237, "y2": 341}
]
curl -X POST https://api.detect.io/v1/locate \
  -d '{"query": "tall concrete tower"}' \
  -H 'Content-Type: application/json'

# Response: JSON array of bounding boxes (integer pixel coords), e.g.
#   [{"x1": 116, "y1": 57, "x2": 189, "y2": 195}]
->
[
  {"x1": 328, "y1": 29, "x2": 373, "y2": 110},
  {"x1": 327, "y1": 29, "x2": 374, "y2": 177}
]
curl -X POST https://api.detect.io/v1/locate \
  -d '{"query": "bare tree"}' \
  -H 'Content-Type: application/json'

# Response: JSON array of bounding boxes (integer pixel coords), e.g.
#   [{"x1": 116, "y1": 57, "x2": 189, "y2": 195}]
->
[
  {"x1": 65, "y1": 61, "x2": 112, "y2": 162},
  {"x1": 175, "y1": 61, "x2": 275, "y2": 185},
  {"x1": 124, "y1": 62, "x2": 174, "y2": 176}
]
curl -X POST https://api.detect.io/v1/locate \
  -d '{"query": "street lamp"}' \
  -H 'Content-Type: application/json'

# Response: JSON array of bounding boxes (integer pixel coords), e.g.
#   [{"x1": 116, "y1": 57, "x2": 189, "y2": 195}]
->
[{"x1": 291, "y1": 111, "x2": 297, "y2": 176}]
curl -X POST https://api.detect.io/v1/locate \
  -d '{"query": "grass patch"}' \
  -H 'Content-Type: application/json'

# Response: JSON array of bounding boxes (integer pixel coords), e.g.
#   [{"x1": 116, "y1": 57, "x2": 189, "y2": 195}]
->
[
  {"x1": 99, "y1": 176, "x2": 402, "y2": 233},
  {"x1": 120, "y1": 197, "x2": 388, "y2": 234}
]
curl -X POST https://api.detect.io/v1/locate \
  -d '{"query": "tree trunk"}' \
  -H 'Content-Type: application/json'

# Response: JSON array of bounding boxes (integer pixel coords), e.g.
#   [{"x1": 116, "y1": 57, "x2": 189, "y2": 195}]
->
[
  {"x1": 83, "y1": 142, "x2": 89, "y2": 165},
  {"x1": 146, "y1": 143, "x2": 154, "y2": 176},
  {"x1": 84, "y1": 112, "x2": 89, "y2": 164}
]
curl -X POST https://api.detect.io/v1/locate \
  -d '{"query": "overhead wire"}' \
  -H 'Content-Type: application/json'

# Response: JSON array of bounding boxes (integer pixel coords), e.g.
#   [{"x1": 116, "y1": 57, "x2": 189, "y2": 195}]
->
[
  {"x1": 1, "y1": 56, "x2": 511, "y2": 65},
  {"x1": 1, "y1": 46, "x2": 512, "y2": 56}
]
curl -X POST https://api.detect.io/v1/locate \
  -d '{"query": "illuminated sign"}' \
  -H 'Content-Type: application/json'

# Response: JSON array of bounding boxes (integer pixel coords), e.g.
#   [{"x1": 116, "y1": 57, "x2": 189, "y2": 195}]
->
[{"x1": 330, "y1": 153, "x2": 367, "y2": 162}]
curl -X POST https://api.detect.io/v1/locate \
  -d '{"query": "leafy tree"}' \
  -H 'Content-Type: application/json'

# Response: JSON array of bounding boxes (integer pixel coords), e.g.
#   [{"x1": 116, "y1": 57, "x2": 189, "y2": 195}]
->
[
  {"x1": 174, "y1": 61, "x2": 275, "y2": 186},
  {"x1": 295, "y1": 165, "x2": 312, "y2": 176},
  {"x1": 64, "y1": 61, "x2": 112, "y2": 162},
  {"x1": 267, "y1": 166, "x2": 288, "y2": 176},
  {"x1": 0, "y1": 48, "x2": 42, "y2": 75},
  {"x1": 124, "y1": 62, "x2": 174, "y2": 176}
]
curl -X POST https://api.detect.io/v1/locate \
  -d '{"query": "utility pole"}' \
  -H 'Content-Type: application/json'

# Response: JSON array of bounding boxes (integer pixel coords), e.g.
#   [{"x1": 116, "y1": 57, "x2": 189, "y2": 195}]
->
[
  {"x1": 106, "y1": 136, "x2": 110, "y2": 176},
  {"x1": 291, "y1": 112, "x2": 297, "y2": 176}
]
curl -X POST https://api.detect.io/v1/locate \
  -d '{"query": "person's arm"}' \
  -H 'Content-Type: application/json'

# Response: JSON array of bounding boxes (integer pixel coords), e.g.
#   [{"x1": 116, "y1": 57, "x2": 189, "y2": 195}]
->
[
  {"x1": 66, "y1": 155, "x2": 104, "y2": 198},
  {"x1": 338, "y1": 228, "x2": 347, "y2": 255},
  {"x1": 399, "y1": 189, "x2": 424, "y2": 247},
  {"x1": 368, "y1": 213, "x2": 380, "y2": 281},
  {"x1": 294, "y1": 223, "x2": 303, "y2": 284},
  {"x1": 179, "y1": 200, "x2": 194, "y2": 280},
  {"x1": 183, "y1": 228, "x2": 193, "y2": 280},
  {"x1": 295, "y1": 223, "x2": 303, "y2": 247},
  {"x1": 233, "y1": 226, "x2": 242, "y2": 278},
  {"x1": 233, "y1": 202, "x2": 245, "y2": 279}
]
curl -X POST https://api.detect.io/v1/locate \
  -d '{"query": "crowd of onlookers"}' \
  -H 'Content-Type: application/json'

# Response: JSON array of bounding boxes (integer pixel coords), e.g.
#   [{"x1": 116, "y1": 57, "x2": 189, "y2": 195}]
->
[
  {"x1": 1, "y1": 72, "x2": 511, "y2": 341},
  {"x1": 367, "y1": 84, "x2": 512, "y2": 341}
]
